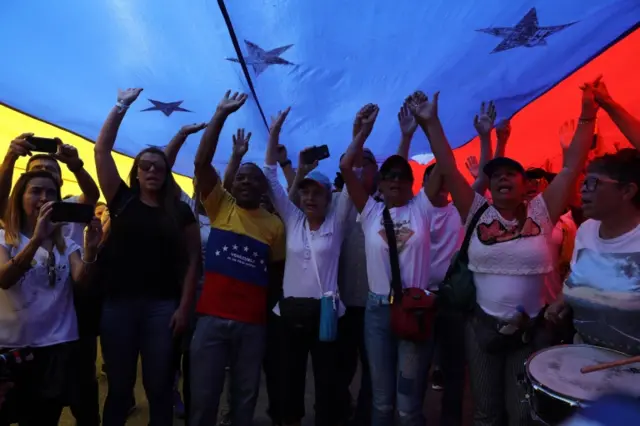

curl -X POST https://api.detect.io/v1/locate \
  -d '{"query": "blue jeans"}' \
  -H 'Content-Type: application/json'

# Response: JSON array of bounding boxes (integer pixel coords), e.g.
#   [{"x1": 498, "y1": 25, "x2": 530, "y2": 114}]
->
[
  {"x1": 100, "y1": 298, "x2": 178, "y2": 426},
  {"x1": 189, "y1": 315, "x2": 267, "y2": 426},
  {"x1": 365, "y1": 293, "x2": 435, "y2": 426}
]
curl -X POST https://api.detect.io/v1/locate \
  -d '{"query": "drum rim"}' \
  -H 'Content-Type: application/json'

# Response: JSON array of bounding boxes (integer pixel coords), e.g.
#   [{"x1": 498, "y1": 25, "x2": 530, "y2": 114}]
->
[{"x1": 525, "y1": 344, "x2": 632, "y2": 404}]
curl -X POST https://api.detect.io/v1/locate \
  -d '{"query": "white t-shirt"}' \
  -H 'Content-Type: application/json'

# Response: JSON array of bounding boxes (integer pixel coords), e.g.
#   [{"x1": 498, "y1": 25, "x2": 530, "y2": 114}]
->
[
  {"x1": 62, "y1": 195, "x2": 86, "y2": 250},
  {"x1": 0, "y1": 230, "x2": 80, "y2": 347},
  {"x1": 264, "y1": 165, "x2": 353, "y2": 315},
  {"x1": 414, "y1": 191, "x2": 463, "y2": 290},
  {"x1": 564, "y1": 220, "x2": 640, "y2": 354},
  {"x1": 466, "y1": 192, "x2": 554, "y2": 320},
  {"x1": 359, "y1": 195, "x2": 431, "y2": 295}
]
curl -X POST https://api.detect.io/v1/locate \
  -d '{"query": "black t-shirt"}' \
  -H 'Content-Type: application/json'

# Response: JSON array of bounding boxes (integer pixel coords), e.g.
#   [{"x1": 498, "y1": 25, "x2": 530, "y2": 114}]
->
[{"x1": 100, "y1": 181, "x2": 196, "y2": 300}]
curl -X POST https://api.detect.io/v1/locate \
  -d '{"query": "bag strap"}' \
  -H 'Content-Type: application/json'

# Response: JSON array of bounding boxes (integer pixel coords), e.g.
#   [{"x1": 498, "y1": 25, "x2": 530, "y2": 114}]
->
[
  {"x1": 382, "y1": 208, "x2": 403, "y2": 300},
  {"x1": 304, "y1": 221, "x2": 325, "y2": 296},
  {"x1": 458, "y1": 202, "x2": 490, "y2": 264}
]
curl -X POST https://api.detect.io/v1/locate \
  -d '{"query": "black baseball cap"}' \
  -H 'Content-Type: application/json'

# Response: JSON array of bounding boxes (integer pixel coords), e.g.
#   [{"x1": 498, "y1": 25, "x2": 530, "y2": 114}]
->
[
  {"x1": 483, "y1": 157, "x2": 525, "y2": 178},
  {"x1": 525, "y1": 167, "x2": 547, "y2": 180},
  {"x1": 379, "y1": 155, "x2": 414, "y2": 180}
]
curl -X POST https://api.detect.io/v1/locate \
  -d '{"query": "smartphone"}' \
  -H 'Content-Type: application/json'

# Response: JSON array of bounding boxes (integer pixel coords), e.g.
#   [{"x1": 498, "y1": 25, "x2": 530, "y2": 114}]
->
[
  {"x1": 51, "y1": 202, "x2": 94, "y2": 223},
  {"x1": 301, "y1": 145, "x2": 330, "y2": 165},
  {"x1": 26, "y1": 136, "x2": 58, "y2": 153}
]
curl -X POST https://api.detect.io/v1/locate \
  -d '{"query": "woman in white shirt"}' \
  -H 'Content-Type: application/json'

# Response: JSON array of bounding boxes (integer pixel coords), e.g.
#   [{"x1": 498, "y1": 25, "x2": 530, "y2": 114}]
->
[
  {"x1": 265, "y1": 108, "x2": 354, "y2": 426},
  {"x1": 407, "y1": 87, "x2": 597, "y2": 426},
  {"x1": 548, "y1": 149, "x2": 640, "y2": 356},
  {"x1": 0, "y1": 170, "x2": 101, "y2": 425},
  {"x1": 340, "y1": 104, "x2": 434, "y2": 426}
]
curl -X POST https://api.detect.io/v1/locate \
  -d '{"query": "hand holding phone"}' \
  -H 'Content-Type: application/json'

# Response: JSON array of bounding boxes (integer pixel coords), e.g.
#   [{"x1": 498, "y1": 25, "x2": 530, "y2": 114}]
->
[{"x1": 301, "y1": 145, "x2": 330, "y2": 165}]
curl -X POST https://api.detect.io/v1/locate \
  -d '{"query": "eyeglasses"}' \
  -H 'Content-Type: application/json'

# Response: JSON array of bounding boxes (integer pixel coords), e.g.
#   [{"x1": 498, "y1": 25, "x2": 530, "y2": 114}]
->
[
  {"x1": 47, "y1": 251, "x2": 56, "y2": 287},
  {"x1": 582, "y1": 176, "x2": 620, "y2": 192},
  {"x1": 138, "y1": 159, "x2": 166, "y2": 173},
  {"x1": 381, "y1": 170, "x2": 412, "y2": 181}
]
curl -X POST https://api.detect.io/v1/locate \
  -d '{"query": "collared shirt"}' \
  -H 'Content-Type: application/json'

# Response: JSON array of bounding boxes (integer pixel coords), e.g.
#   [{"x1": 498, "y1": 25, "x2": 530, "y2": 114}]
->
[{"x1": 264, "y1": 165, "x2": 354, "y2": 315}]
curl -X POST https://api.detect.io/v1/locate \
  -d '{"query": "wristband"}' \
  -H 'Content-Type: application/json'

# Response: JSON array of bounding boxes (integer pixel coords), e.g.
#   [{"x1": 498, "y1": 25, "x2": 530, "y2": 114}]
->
[
  {"x1": 116, "y1": 101, "x2": 129, "y2": 113},
  {"x1": 279, "y1": 159, "x2": 292, "y2": 168},
  {"x1": 67, "y1": 159, "x2": 85, "y2": 173},
  {"x1": 578, "y1": 116, "x2": 596, "y2": 124},
  {"x1": 82, "y1": 256, "x2": 97, "y2": 264}
]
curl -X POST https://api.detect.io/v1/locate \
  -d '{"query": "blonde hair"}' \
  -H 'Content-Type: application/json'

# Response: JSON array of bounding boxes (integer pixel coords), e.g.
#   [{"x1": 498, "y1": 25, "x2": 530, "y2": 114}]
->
[{"x1": 3, "y1": 171, "x2": 66, "y2": 253}]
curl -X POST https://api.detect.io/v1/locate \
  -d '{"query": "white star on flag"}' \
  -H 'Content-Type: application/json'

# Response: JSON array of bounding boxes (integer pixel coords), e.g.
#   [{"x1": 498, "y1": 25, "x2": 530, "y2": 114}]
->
[
  {"x1": 223, "y1": 246, "x2": 228, "y2": 251},
  {"x1": 232, "y1": 245, "x2": 238, "y2": 250},
  {"x1": 253, "y1": 252, "x2": 258, "y2": 257},
  {"x1": 244, "y1": 246, "x2": 249, "y2": 252},
  {"x1": 215, "y1": 250, "x2": 220, "y2": 256}
]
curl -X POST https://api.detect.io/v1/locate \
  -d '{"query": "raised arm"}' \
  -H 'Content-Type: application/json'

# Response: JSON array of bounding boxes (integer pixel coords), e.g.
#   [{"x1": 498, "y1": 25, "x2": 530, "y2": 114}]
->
[
  {"x1": 593, "y1": 78, "x2": 640, "y2": 150},
  {"x1": 340, "y1": 104, "x2": 379, "y2": 213},
  {"x1": 55, "y1": 141, "x2": 99, "y2": 205},
  {"x1": 194, "y1": 91, "x2": 248, "y2": 199},
  {"x1": 95, "y1": 88, "x2": 143, "y2": 203},
  {"x1": 543, "y1": 80, "x2": 599, "y2": 224},
  {"x1": 265, "y1": 108, "x2": 300, "y2": 221},
  {"x1": 223, "y1": 128, "x2": 251, "y2": 192},
  {"x1": 0, "y1": 134, "x2": 34, "y2": 216},
  {"x1": 165, "y1": 123, "x2": 207, "y2": 168},
  {"x1": 470, "y1": 102, "x2": 497, "y2": 194},
  {"x1": 397, "y1": 103, "x2": 418, "y2": 159},
  {"x1": 288, "y1": 149, "x2": 319, "y2": 206},
  {"x1": 276, "y1": 145, "x2": 296, "y2": 190},
  {"x1": 408, "y1": 91, "x2": 476, "y2": 220}
]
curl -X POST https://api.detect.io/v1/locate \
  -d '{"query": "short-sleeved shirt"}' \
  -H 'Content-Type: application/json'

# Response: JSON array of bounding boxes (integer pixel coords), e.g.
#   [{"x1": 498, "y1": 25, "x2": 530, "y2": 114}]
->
[
  {"x1": 99, "y1": 181, "x2": 196, "y2": 300},
  {"x1": 358, "y1": 195, "x2": 432, "y2": 295},
  {"x1": 197, "y1": 181, "x2": 285, "y2": 325},
  {"x1": 0, "y1": 231, "x2": 80, "y2": 347},
  {"x1": 564, "y1": 220, "x2": 640, "y2": 355}
]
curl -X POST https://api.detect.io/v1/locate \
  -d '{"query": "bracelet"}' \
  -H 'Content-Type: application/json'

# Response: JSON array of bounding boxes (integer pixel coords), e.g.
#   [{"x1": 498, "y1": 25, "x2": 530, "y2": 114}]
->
[
  {"x1": 578, "y1": 116, "x2": 596, "y2": 124},
  {"x1": 82, "y1": 256, "x2": 97, "y2": 264},
  {"x1": 279, "y1": 159, "x2": 292, "y2": 168},
  {"x1": 67, "y1": 159, "x2": 85, "y2": 173},
  {"x1": 115, "y1": 101, "x2": 129, "y2": 113}
]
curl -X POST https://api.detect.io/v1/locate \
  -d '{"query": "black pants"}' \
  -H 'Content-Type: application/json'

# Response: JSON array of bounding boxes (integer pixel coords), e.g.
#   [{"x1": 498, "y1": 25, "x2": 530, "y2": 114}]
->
[
  {"x1": 435, "y1": 309, "x2": 467, "y2": 426},
  {"x1": 68, "y1": 336, "x2": 101, "y2": 426},
  {"x1": 337, "y1": 306, "x2": 371, "y2": 426},
  {"x1": 182, "y1": 349, "x2": 191, "y2": 426},
  {"x1": 279, "y1": 315, "x2": 348, "y2": 426},
  {"x1": 0, "y1": 343, "x2": 75, "y2": 426},
  {"x1": 264, "y1": 312, "x2": 283, "y2": 425}
]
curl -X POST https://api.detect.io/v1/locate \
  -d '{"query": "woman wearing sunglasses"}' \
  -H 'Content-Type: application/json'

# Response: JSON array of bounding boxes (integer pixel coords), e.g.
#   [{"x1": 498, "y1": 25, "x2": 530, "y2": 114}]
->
[
  {"x1": 94, "y1": 88, "x2": 200, "y2": 426},
  {"x1": 0, "y1": 170, "x2": 102, "y2": 425}
]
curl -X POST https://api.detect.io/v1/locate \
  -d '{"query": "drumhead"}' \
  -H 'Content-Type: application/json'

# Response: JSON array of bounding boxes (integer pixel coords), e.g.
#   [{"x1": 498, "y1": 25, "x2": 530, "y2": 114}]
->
[{"x1": 527, "y1": 345, "x2": 640, "y2": 402}]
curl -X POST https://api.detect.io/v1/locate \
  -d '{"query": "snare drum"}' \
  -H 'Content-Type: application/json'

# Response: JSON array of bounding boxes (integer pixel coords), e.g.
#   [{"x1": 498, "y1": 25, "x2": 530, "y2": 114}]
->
[{"x1": 523, "y1": 345, "x2": 640, "y2": 425}]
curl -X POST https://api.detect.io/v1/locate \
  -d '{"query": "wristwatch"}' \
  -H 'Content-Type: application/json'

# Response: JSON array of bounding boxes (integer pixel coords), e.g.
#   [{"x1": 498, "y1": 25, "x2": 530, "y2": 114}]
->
[{"x1": 279, "y1": 159, "x2": 292, "y2": 168}]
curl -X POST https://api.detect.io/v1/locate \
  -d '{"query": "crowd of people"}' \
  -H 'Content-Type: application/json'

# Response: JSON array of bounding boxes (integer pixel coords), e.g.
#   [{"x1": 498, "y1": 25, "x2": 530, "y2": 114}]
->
[{"x1": 0, "y1": 74, "x2": 639, "y2": 426}]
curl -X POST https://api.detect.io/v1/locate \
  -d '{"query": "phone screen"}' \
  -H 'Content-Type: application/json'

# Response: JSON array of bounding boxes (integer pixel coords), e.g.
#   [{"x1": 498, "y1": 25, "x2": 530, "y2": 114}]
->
[
  {"x1": 50, "y1": 202, "x2": 94, "y2": 223},
  {"x1": 27, "y1": 137, "x2": 58, "y2": 154}
]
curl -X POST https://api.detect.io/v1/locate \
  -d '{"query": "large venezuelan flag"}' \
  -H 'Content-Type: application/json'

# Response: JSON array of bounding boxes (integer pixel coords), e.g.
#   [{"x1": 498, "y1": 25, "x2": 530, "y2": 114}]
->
[{"x1": 198, "y1": 227, "x2": 271, "y2": 324}]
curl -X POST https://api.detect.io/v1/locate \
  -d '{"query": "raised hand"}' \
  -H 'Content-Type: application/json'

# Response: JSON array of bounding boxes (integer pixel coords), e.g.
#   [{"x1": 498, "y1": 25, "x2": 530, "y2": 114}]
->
[
  {"x1": 117, "y1": 88, "x2": 143, "y2": 106},
  {"x1": 33, "y1": 201, "x2": 57, "y2": 243},
  {"x1": 217, "y1": 90, "x2": 249, "y2": 116},
  {"x1": 232, "y1": 128, "x2": 251, "y2": 157},
  {"x1": 580, "y1": 77, "x2": 601, "y2": 119},
  {"x1": 496, "y1": 119, "x2": 511, "y2": 142},
  {"x1": 407, "y1": 91, "x2": 439, "y2": 123},
  {"x1": 398, "y1": 103, "x2": 417, "y2": 136},
  {"x1": 180, "y1": 122, "x2": 207, "y2": 136},
  {"x1": 270, "y1": 107, "x2": 291, "y2": 135},
  {"x1": 559, "y1": 119, "x2": 576, "y2": 150},
  {"x1": 359, "y1": 104, "x2": 379, "y2": 139},
  {"x1": 591, "y1": 79, "x2": 612, "y2": 106},
  {"x1": 465, "y1": 155, "x2": 479, "y2": 178},
  {"x1": 298, "y1": 147, "x2": 319, "y2": 175},
  {"x1": 473, "y1": 101, "x2": 496, "y2": 137},
  {"x1": 84, "y1": 217, "x2": 103, "y2": 251},
  {"x1": 54, "y1": 140, "x2": 82, "y2": 169},
  {"x1": 7, "y1": 133, "x2": 35, "y2": 158}
]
